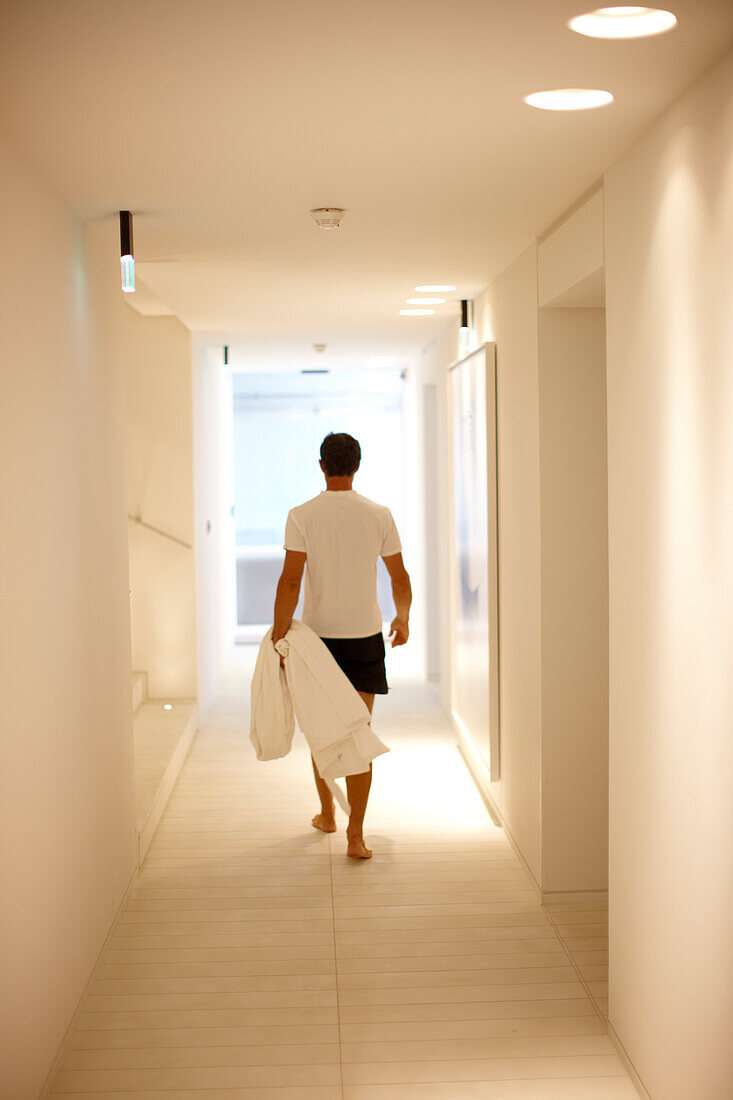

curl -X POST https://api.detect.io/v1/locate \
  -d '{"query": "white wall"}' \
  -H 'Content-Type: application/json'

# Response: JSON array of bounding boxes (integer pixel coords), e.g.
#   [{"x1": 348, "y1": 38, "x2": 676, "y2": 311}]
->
[
  {"x1": 475, "y1": 246, "x2": 545, "y2": 884},
  {"x1": 424, "y1": 245, "x2": 544, "y2": 885},
  {"x1": 398, "y1": 363, "x2": 429, "y2": 681},
  {"x1": 126, "y1": 315, "x2": 196, "y2": 698},
  {"x1": 538, "y1": 189, "x2": 605, "y2": 309},
  {"x1": 422, "y1": 382, "x2": 441, "y2": 680},
  {"x1": 420, "y1": 322, "x2": 466, "y2": 709},
  {"x1": 538, "y1": 307, "x2": 609, "y2": 893},
  {"x1": 605, "y1": 48, "x2": 733, "y2": 1100},
  {"x1": 425, "y1": 240, "x2": 609, "y2": 896},
  {"x1": 193, "y1": 342, "x2": 236, "y2": 712},
  {"x1": 0, "y1": 137, "x2": 137, "y2": 1099}
]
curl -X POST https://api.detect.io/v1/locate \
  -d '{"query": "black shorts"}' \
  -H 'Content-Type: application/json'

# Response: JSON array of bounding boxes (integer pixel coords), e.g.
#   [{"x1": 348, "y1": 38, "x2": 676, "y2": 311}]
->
[{"x1": 319, "y1": 632, "x2": 388, "y2": 695}]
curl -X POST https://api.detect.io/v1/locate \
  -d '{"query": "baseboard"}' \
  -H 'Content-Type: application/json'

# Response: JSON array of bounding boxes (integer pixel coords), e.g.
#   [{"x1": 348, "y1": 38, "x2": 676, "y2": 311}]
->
[
  {"x1": 37, "y1": 861, "x2": 139, "y2": 1100},
  {"x1": 137, "y1": 704, "x2": 199, "y2": 865},
  {"x1": 542, "y1": 903, "x2": 650, "y2": 1099},
  {"x1": 607, "y1": 1019, "x2": 653, "y2": 1100},
  {"x1": 454, "y1": 722, "x2": 542, "y2": 901},
  {"x1": 542, "y1": 888, "x2": 609, "y2": 904}
]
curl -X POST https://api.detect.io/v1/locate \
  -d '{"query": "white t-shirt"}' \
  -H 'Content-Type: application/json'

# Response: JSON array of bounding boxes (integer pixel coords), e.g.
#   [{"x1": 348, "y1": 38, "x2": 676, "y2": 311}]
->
[{"x1": 284, "y1": 490, "x2": 402, "y2": 638}]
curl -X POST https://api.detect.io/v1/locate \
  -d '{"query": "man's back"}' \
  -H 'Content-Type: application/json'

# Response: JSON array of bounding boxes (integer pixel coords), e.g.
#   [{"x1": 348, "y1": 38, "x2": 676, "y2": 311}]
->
[
  {"x1": 284, "y1": 489, "x2": 401, "y2": 638},
  {"x1": 273, "y1": 431, "x2": 411, "y2": 859}
]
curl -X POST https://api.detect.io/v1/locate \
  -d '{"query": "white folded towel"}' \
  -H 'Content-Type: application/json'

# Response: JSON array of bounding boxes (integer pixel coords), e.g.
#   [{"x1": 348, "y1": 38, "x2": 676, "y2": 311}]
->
[{"x1": 250, "y1": 620, "x2": 390, "y2": 814}]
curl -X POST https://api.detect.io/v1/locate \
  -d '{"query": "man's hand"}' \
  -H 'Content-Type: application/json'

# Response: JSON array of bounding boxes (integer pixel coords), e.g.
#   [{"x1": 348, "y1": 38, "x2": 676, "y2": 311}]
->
[
  {"x1": 272, "y1": 636, "x2": 285, "y2": 669},
  {"x1": 273, "y1": 550, "x2": 306, "y2": 664},
  {"x1": 383, "y1": 554, "x2": 412, "y2": 649}
]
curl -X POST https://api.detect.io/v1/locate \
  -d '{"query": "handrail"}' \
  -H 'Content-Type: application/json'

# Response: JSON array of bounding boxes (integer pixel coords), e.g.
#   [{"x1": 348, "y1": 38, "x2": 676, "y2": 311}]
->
[{"x1": 127, "y1": 514, "x2": 193, "y2": 550}]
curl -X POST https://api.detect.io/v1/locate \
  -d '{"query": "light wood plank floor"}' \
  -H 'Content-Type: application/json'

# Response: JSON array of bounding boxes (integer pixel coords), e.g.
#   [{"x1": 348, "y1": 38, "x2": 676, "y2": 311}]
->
[
  {"x1": 51, "y1": 675, "x2": 636, "y2": 1099},
  {"x1": 544, "y1": 896, "x2": 609, "y2": 1018}
]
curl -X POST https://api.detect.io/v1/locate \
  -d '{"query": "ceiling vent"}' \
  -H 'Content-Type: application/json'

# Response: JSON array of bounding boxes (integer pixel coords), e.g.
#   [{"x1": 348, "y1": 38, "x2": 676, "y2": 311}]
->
[{"x1": 310, "y1": 208, "x2": 346, "y2": 229}]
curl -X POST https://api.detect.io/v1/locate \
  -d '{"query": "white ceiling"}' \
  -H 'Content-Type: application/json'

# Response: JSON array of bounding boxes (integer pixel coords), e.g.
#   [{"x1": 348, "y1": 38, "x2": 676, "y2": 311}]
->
[{"x1": 1, "y1": 0, "x2": 732, "y2": 366}]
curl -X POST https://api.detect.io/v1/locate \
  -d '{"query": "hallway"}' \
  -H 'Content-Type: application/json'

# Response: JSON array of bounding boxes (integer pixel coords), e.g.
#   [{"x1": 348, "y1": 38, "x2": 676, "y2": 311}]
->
[
  {"x1": 50, "y1": 680, "x2": 635, "y2": 1098},
  {"x1": 3, "y1": 5, "x2": 733, "y2": 1097}
]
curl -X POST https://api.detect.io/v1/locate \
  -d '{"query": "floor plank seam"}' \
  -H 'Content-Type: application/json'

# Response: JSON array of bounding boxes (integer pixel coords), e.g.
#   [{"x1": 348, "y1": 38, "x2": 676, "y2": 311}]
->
[
  {"x1": 541, "y1": 903, "x2": 608, "y2": 1025},
  {"x1": 328, "y1": 831, "x2": 346, "y2": 1099}
]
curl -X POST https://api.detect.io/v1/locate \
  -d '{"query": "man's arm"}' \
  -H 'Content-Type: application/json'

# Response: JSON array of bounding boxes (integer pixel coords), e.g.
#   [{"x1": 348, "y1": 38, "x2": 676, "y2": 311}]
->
[
  {"x1": 273, "y1": 550, "x2": 306, "y2": 644},
  {"x1": 383, "y1": 552, "x2": 412, "y2": 647}
]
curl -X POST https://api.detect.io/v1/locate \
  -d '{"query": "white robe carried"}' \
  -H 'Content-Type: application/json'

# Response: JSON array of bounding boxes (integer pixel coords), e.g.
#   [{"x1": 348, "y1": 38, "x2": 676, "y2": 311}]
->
[{"x1": 250, "y1": 620, "x2": 390, "y2": 813}]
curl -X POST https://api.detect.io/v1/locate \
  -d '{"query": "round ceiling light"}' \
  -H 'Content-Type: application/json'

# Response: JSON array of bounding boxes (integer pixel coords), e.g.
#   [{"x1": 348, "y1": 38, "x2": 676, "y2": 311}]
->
[
  {"x1": 415, "y1": 284, "x2": 456, "y2": 293},
  {"x1": 568, "y1": 6, "x2": 677, "y2": 38},
  {"x1": 524, "y1": 88, "x2": 614, "y2": 111},
  {"x1": 407, "y1": 297, "x2": 445, "y2": 305},
  {"x1": 400, "y1": 308, "x2": 436, "y2": 316}
]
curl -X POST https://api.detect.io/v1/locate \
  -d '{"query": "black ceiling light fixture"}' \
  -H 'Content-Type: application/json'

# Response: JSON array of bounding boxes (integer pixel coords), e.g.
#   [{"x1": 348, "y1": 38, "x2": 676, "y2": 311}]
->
[
  {"x1": 460, "y1": 298, "x2": 474, "y2": 353},
  {"x1": 119, "y1": 210, "x2": 134, "y2": 293}
]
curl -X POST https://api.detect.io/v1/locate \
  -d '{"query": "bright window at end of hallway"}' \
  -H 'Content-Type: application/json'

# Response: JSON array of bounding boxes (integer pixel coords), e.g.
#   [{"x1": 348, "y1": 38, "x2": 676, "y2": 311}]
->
[{"x1": 231, "y1": 369, "x2": 406, "y2": 640}]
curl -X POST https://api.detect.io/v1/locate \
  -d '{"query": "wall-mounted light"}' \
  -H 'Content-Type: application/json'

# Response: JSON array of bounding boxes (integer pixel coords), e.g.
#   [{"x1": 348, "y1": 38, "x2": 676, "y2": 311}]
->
[
  {"x1": 119, "y1": 210, "x2": 135, "y2": 293},
  {"x1": 459, "y1": 299, "x2": 474, "y2": 353}
]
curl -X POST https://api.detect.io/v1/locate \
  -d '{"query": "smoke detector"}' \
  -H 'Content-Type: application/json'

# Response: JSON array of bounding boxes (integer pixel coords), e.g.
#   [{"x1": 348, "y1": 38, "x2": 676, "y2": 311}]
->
[{"x1": 310, "y1": 208, "x2": 346, "y2": 229}]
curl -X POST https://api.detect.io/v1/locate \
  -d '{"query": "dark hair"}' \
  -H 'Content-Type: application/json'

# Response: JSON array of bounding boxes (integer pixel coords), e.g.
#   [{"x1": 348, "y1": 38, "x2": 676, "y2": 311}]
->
[{"x1": 320, "y1": 432, "x2": 361, "y2": 477}]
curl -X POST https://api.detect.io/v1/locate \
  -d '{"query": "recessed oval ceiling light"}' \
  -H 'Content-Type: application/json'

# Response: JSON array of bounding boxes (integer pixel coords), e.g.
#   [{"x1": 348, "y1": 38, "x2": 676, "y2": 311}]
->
[
  {"x1": 415, "y1": 284, "x2": 456, "y2": 293},
  {"x1": 568, "y1": 6, "x2": 677, "y2": 38},
  {"x1": 524, "y1": 88, "x2": 614, "y2": 111},
  {"x1": 400, "y1": 308, "x2": 436, "y2": 316},
  {"x1": 407, "y1": 297, "x2": 446, "y2": 305}
]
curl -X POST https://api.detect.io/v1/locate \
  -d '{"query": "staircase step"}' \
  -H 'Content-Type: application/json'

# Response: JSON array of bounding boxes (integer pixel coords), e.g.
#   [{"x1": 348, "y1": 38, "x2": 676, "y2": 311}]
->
[{"x1": 134, "y1": 699, "x2": 198, "y2": 865}]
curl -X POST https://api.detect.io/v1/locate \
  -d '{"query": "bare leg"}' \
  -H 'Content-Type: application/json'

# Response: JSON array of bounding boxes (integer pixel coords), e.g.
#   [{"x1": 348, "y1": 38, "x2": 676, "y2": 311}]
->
[
  {"x1": 311, "y1": 756, "x2": 336, "y2": 832},
  {"x1": 346, "y1": 691, "x2": 374, "y2": 859}
]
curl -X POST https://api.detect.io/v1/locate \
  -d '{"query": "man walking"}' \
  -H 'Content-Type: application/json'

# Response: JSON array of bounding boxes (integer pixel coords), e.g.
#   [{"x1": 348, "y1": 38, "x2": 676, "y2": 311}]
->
[{"x1": 272, "y1": 432, "x2": 412, "y2": 858}]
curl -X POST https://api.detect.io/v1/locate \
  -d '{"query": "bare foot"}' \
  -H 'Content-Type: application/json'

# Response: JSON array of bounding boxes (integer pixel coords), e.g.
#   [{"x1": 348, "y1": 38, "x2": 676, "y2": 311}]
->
[
  {"x1": 347, "y1": 835, "x2": 372, "y2": 859},
  {"x1": 312, "y1": 814, "x2": 336, "y2": 833}
]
